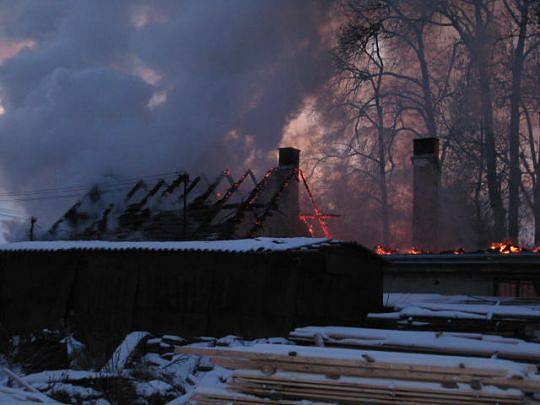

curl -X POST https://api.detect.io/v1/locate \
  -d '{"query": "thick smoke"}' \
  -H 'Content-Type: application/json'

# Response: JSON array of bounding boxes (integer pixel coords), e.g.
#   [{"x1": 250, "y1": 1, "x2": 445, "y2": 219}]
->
[{"x1": 0, "y1": 0, "x2": 333, "y2": 232}]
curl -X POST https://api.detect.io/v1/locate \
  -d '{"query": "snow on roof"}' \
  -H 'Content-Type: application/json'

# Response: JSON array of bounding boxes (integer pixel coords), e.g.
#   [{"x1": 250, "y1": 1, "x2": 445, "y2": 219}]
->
[{"x1": 0, "y1": 237, "x2": 334, "y2": 253}]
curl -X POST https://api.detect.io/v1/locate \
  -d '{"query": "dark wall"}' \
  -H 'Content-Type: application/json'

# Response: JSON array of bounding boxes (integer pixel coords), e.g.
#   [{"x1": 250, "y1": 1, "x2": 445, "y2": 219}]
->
[
  {"x1": 383, "y1": 260, "x2": 540, "y2": 296},
  {"x1": 0, "y1": 245, "x2": 382, "y2": 340}
]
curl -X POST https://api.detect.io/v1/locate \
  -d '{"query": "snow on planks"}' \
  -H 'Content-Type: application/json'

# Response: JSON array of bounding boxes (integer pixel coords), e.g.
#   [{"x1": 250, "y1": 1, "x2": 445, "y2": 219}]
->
[
  {"x1": 369, "y1": 295, "x2": 540, "y2": 337},
  {"x1": 289, "y1": 326, "x2": 540, "y2": 362},
  {"x1": 177, "y1": 343, "x2": 540, "y2": 404}
]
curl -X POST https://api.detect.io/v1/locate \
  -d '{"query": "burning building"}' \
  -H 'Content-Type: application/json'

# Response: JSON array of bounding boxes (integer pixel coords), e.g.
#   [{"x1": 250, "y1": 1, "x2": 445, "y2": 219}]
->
[
  {"x1": 378, "y1": 138, "x2": 540, "y2": 298},
  {"x1": 0, "y1": 146, "x2": 387, "y2": 339},
  {"x1": 45, "y1": 147, "x2": 329, "y2": 241}
]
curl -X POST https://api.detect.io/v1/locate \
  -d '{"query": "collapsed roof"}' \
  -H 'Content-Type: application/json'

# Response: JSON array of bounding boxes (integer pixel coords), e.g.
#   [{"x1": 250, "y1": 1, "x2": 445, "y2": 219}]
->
[{"x1": 45, "y1": 148, "x2": 331, "y2": 241}]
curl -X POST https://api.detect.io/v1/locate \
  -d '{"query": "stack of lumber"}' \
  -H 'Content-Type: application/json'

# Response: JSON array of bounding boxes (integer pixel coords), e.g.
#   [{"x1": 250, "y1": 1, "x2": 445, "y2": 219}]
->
[
  {"x1": 177, "y1": 343, "x2": 540, "y2": 404},
  {"x1": 367, "y1": 301, "x2": 540, "y2": 337},
  {"x1": 289, "y1": 326, "x2": 540, "y2": 363},
  {"x1": 383, "y1": 293, "x2": 540, "y2": 308}
]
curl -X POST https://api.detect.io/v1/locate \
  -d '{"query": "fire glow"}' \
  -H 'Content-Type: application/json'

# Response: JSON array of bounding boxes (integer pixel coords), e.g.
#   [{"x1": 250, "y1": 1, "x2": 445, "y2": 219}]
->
[
  {"x1": 374, "y1": 244, "x2": 396, "y2": 255},
  {"x1": 489, "y1": 241, "x2": 522, "y2": 255},
  {"x1": 298, "y1": 169, "x2": 333, "y2": 239},
  {"x1": 374, "y1": 242, "x2": 539, "y2": 255}
]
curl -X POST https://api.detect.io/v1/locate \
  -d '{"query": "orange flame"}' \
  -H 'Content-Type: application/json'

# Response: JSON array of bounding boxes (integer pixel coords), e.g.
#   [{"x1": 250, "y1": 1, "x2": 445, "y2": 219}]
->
[
  {"x1": 299, "y1": 215, "x2": 315, "y2": 237},
  {"x1": 374, "y1": 244, "x2": 396, "y2": 255},
  {"x1": 372, "y1": 242, "x2": 540, "y2": 255},
  {"x1": 489, "y1": 241, "x2": 522, "y2": 254},
  {"x1": 406, "y1": 247, "x2": 425, "y2": 255},
  {"x1": 298, "y1": 169, "x2": 332, "y2": 239}
]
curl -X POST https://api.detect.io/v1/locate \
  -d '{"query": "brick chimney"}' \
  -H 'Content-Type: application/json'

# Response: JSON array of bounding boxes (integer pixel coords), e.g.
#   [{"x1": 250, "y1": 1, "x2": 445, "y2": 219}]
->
[
  {"x1": 412, "y1": 138, "x2": 440, "y2": 250},
  {"x1": 269, "y1": 147, "x2": 301, "y2": 236}
]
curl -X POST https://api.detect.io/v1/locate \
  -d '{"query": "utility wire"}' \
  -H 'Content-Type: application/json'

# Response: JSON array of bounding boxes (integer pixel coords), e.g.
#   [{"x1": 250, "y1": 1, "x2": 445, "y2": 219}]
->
[
  {"x1": 0, "y1": 173, "x2": 188, "y2": 203},
  {"x1": 0, "y1": 171, "x2": 182, "y2": 197}
]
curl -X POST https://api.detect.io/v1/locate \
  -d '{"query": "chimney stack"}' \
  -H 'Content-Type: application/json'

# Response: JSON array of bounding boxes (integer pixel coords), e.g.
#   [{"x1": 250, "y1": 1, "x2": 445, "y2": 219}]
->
[
  {"x1": 279, "y1": 147, "x2": 300, "y2": 168},
  {"x1": 412, "y1": 138, "x2": 440, "y2": 250},
  {"x1": 259, "y1": 147, "x2": 302, "y2": 237},
  {"x1": 277, "y1": 147, "x2": 300, "y2": 226}
]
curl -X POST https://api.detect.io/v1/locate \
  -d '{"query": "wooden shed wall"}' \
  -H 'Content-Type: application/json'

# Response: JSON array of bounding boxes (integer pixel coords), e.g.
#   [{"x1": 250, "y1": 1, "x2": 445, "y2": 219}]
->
[{"x1": 0, "y1": 246, "x2": 382, "y2": 340}]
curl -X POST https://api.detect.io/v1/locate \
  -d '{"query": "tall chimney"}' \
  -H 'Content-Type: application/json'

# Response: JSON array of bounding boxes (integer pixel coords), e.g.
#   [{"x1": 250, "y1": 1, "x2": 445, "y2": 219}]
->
[
  {"x1": 275, "y1": 148, "x2": 301, "y2": 235},
  {"x1": 412, "y1": 138, "x2": 440, "y2": 250}
]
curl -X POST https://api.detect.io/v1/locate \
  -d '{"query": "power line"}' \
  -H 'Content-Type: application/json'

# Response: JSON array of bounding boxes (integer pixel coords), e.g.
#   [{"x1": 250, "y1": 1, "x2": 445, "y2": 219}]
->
[
  {"x1": 0, "y1": 171, "x2": 183, "y2": 197},
  {"x1": 0, "y1": 212, "x2": 26, "y2": 220},
  {"x1": 0, "y1": 172, "x2": 189, "y2": 203},
  {"x1": 0, "y1": 174, "x2": 178, "y2": 197}
]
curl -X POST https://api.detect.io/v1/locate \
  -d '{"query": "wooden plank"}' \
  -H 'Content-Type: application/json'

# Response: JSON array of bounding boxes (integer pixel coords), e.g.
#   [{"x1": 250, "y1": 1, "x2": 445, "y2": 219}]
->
[
  {"x1": 231, "y1": 380, "x2": 523, "y2": 404},
  {"x1": 233, "y1": 381, "x2": 468, "y2": 402},
  {"x1": 232, "y1": 372, "x2": 525, "y2": 401},
  {"x1": 231, "y1": 385, "x2": 508, "y2": 405},
  {"x1": 232, "y1": 374, "x2": 524, "y2": 400},
  {"x1": 289, "y1": 330, "x2": 540, "y2": 363},
  {"x1": 290, "y1": 335, "x2": 540, "y2": 363},
  {"x1": 202, "y1": 356, "x2": 540, "y2": 392},
  {"x1": 175, "y1": 346, "x2": 527, "y2": 377},
  {"x1": 190, "y1": 388, "x2": 305, "y2": 404},
  {"x1": 175, "y1": 346, "x2": 539, "y2": 393}
]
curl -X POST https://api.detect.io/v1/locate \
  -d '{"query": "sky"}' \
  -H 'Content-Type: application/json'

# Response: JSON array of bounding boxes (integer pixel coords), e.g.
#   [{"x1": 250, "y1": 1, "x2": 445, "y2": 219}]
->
[{"x1": 0, "y1": 0, "x2": 334, "y2": 236}]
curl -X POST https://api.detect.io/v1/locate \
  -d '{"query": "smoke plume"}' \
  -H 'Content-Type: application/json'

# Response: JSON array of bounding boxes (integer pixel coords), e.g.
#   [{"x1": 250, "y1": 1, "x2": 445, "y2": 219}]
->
[{"x1": 0, "y1": 0, "x2": 333, "y2": 233}]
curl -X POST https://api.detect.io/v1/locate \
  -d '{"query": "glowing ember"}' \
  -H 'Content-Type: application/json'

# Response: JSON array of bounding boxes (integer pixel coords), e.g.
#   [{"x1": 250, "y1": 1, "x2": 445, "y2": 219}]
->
[
  {"x1": 374, "y1": 244, "x2": 396, "y2": 255},
  {"x1": 405, "y1": 247, "x2": 425, "y2": 255},
  {"x1": 298, "y1": 169, "x2": 332, "y2": 239},
  {"x1": 299, "y1": 215, "x2": 315, "y2": 237},
  {"x1": 489, "y1": 241, "x2": 522, "y2": 254},
  {"x1": 371, "y1": 243, "x2": 540, "y2": 255}
]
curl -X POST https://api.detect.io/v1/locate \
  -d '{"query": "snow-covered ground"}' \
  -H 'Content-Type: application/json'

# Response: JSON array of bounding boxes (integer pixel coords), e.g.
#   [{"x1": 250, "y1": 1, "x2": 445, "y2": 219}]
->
[
  {"x1": 2, "y1": 295, "x2": 540, "y2": 403},
  {"x1": 0, "y1": 332, "x2": 291, "y2": 404}
]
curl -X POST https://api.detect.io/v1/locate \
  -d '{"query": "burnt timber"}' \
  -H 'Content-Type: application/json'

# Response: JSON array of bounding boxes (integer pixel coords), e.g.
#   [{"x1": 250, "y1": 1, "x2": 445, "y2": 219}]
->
[{"x1": 45, "y1": 147, "x2": 329, "y2": 241}]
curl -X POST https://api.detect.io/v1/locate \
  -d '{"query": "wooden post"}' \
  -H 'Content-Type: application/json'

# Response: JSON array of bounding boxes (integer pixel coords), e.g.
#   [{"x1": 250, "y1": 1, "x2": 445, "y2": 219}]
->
[
  {"x1": 29, "y1": 216, "x2": 37, "y2": 241},
  {"x1": 183, "y1": 174, "x2": 188, "y2": 239}
]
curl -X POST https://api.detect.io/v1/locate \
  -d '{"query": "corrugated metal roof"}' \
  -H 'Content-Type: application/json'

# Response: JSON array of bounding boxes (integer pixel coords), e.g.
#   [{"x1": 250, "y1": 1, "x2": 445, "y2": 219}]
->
[{"x1": 0, "y1": 237, "x2": 335, "y2": 253}]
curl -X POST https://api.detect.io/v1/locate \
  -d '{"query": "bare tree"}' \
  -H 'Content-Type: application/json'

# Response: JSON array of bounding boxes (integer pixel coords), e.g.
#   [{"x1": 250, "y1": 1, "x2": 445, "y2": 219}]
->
[
  {"x1": 504, "y1": 0, "x2": 540, "y2": 241},
  {"x1": 332, "y1": 21, "x2": 404, "y2": 244},
  {"x1": 436, "y1": 0, "x2": 507, "y2": 240},
  {"x1": 322, "y1": 0, "x2": 540, "y2": 247}
]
